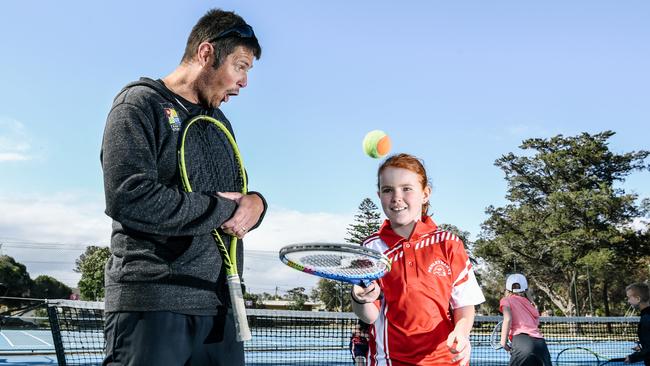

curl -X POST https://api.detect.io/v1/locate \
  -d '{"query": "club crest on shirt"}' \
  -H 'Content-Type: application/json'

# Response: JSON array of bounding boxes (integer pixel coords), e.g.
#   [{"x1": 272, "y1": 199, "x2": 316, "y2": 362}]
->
[
  {"x1": 428, "y1": 260, "x2": 451, "y2": 277},
  {"x1": 161, "y1": 103, "x2": 182, "y2": 132}
]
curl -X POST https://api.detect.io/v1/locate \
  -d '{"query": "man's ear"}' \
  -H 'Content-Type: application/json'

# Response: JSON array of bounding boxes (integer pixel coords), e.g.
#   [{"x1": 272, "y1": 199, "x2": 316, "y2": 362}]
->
[{"x1": 196, "y1": 42, "x2": 215, "y2": 68}]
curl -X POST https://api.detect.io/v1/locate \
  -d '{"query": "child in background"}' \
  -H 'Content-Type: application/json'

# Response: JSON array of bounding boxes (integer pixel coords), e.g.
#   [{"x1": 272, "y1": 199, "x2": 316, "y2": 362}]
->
[
  {"x1": 624, "y1": 282, "x2": 650, "y2": 365},
  {"x1": 351, "y1": 153, "x2": 485, "y2": 366},
  {"x1": 350, "y1": 321, "x2": 370, "y2": 366},
  {"x1": 499, "y1": 273, "x2": 552, "y2": 366}
]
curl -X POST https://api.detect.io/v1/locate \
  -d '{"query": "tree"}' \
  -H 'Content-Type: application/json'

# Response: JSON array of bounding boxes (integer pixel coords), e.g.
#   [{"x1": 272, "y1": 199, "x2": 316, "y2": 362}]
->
[
  {"x1": 75, "y1": 246, "x2": 111, "y2": 301},
  {"x1": 0, "y1": 255, "x2": 32, "y2": 298},
  {"x1": 243, "y1": 292, "x2": 262, "y2": 309},
  {"x1": 474, "y1": 131, "x2": 650, "y2": 316},
  {"x1": 31, "y1": 275, "x2": 72, "y2": 299},
  {"x1": 345, "y1": 198, "x2": 382, "y2": 244},
  {"x1": 316, "y1": 278, "x2": 351, "y2": 311},
  {"x1": 285, "y1": 287, "x2": 309, "y2": 310}
]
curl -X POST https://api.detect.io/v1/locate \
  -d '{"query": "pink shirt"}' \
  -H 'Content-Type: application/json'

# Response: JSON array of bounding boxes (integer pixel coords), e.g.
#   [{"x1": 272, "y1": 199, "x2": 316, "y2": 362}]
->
[{"x1": 499, "y1": 295, "x2": 544, "y2": 339}]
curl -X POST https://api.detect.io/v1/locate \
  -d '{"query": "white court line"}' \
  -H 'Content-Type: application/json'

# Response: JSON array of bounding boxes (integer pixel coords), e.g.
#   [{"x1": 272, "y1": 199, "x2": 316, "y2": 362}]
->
[
  {"x1": 21, "y1": 331, "x2": 53, "y2": 347},
  {"x1": 0, "y1": 331, "x2": 15, "y2": 347}
]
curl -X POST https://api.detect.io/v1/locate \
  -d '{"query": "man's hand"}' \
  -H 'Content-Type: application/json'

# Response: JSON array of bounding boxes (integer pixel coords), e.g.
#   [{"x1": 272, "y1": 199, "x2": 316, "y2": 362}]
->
[
  {"x1": 218, "y1": 192, "x2": 263, "y2": 238},
  {"x1": 447, "y1": 331, "x2": 471, "y2": 366}
]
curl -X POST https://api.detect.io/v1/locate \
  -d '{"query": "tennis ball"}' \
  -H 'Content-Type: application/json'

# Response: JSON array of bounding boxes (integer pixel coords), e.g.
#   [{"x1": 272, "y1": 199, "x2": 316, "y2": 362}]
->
[{"x1": 362, "y1": 130, "x2": 391, "y2": 159}]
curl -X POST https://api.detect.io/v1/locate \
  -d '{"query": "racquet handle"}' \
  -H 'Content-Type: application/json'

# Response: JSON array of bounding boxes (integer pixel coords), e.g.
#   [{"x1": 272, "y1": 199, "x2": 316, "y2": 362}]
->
[{"x1": 227, "y1": 274, "x2": 252, "y2": 342}]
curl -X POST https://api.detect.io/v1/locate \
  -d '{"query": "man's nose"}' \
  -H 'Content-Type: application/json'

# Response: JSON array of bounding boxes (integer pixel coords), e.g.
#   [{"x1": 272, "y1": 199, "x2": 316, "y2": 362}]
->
[{"x1": 238, "y1": 74, "x2": 248, "y2": 88}]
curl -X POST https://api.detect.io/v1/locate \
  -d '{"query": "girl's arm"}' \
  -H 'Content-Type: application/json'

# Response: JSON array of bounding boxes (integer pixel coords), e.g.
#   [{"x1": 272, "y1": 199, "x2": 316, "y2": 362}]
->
[
  {"x1": 446, "y1": 305, "x2": 475, "y2": 366},
  {"x1": 351, "y1": 282, "x2": 381, "y2": 324},
  {"x1": 500, "y1": 305, "x2": 513, "y2": 351}
]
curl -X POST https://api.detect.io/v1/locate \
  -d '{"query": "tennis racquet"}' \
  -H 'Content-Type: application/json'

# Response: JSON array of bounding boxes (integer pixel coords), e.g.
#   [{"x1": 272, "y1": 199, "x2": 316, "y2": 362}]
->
[
  {"x1": 489, "y1": 321, "x2": 505, "y2": 350},
  {"x1": 178, "y1": 115, "x2": 251, "y2": 342},
  {"x1": 555, "y1": 346, "x2": 625, "y2": 365},
  {"x1": 278, "y1": 243, "x2": 391, "y2": 286}
]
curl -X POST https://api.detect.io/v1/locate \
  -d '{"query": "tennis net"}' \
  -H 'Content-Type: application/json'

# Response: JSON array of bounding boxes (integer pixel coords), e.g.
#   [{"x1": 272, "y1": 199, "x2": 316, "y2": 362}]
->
[{"x1": 45, "y1": 299, "x2": 639, "y2": 365}]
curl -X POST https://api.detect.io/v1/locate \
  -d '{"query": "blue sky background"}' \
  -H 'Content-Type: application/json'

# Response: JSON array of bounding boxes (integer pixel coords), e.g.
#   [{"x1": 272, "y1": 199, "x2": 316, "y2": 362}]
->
[{"x1": 0, "y1": 0, "x2": 648, "y2": 294}]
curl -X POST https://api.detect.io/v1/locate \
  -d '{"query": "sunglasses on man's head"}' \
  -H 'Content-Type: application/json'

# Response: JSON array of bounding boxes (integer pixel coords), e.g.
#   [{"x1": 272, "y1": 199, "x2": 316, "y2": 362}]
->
[{"x1": 208, "y1": 24, "x2": 255, "y2": 43}]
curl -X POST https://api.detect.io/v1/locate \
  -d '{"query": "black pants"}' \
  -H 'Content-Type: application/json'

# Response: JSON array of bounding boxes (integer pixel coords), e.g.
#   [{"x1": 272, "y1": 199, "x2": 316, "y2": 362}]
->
[
  {"x1": 509, "y1": 333, "x2": 552, "y2": 366},
  {"x1": 103, "y1": 309, "x2": 244, "y2": 366}
]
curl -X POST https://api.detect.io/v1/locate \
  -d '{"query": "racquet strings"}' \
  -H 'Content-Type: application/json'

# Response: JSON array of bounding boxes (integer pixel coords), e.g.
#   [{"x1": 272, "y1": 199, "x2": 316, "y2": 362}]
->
[
  {"x1": 283, "y1": 249, "x2": 388, "y2": 278},
  {"x1": 182, "y1": 120, "x2": 241, "y2": 194}
]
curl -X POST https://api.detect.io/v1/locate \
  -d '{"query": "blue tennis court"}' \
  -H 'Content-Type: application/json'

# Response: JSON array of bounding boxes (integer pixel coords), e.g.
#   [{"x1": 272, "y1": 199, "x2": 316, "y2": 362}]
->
[
  {"x1": 0, "y1": 330, "x2": 56, "y2": 366},
  {"x1": 0, "y1": 330, "x2": 54, "y2": 354}
]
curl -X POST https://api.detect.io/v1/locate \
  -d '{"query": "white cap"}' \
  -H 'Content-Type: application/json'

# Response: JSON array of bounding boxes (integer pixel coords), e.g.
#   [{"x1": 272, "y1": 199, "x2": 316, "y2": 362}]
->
[{"x1": 506, "y1": 273, "x2": 528, "y2": 293}]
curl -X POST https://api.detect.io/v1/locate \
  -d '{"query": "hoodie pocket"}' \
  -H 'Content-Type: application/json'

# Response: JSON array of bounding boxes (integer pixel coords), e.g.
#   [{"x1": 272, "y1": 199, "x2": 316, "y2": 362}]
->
[{"x1": 109, "y1": 228, "x2": 193, "y2": 283}]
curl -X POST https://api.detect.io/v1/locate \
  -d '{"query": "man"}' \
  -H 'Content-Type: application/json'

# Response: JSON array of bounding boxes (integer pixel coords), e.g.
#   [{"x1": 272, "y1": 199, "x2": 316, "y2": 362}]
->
[
  {"x1": 625, "y1": 282, "x2": 650, "y2": 365},
  {"x1": 100, "y1": 9, "x2": 266, "y2": 366}
]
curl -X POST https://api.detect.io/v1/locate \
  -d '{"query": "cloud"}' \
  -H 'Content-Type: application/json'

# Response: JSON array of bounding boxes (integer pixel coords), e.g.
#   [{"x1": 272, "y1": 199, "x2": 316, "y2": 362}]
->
[
  {"x1": 0, "y1": 195, "x2": 354, "y2": 295},
  {"x1": 0, "y1": 117, "x2": 32, "y2": 162},
  {"x1": 244, "y1": 207, "x2": 352, "y2": 252},
  {"x1": 0, "y1": 193, "x2": 111, "y2": 287},
  {"x1": 242, "y1": 207, "x2": 353, "y2": 294},
  {"x1": 0, "y1": 193, "x2": 110, "y2": 245},
  {"x1": 630, "y1": 217, "x2": 649, "y2": 233}
]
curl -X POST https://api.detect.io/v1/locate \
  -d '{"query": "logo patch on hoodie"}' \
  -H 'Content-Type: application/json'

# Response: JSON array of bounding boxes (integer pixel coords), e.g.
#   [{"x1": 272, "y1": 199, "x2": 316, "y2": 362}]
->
[{"x1": 161, "y1": 103, "x2": 182, "y2": 132}]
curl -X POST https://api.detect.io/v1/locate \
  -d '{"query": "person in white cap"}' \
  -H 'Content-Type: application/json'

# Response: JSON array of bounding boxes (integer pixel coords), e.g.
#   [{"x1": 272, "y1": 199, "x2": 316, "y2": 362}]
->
[{"x1": 499, "y1": 273, "x2": 552, "y2": 366}]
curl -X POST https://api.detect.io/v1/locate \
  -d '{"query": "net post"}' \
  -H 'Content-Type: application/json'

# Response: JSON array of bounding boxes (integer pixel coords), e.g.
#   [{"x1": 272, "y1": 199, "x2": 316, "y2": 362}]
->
[{"x1": 47, "y1": 304, "x2": 67, "y2": 366}]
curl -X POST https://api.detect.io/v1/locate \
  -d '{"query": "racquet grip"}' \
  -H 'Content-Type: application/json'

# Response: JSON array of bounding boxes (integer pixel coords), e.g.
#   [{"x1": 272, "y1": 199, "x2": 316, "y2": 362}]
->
[{"x1": 227, "y1": 274, "x2": 252, "y2": 342}]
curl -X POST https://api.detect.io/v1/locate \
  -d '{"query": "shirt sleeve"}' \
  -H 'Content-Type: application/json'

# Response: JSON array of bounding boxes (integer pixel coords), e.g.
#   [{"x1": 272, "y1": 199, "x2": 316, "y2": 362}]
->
[
  {"x1": 448, "y1": 236, "x2": 486, "y2": 309},
  {"x1": 247, "y1": 191, "x2": 267, "y2": 230},
  {"x1": 499, "y1": 297, "x2": 509, "y2": 314}
]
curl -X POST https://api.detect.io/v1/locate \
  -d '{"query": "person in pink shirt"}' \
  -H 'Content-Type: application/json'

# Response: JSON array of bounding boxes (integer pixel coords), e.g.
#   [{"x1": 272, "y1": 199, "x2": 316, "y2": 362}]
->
[{"x1": 499, "y1": 273, "x2": 552, "y2": 366}]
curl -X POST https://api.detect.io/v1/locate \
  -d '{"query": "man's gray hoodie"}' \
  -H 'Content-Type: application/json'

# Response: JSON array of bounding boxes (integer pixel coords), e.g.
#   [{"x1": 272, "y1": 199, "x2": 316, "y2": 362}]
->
[{"x1": 100, "y1": 77, "x2": 266, "y2": 314}]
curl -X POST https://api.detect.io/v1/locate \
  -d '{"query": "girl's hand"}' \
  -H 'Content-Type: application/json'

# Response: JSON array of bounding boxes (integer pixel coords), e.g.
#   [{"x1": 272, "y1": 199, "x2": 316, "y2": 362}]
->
[
  {"x1": 351, "y1": 281, "x2": 380, "y2": 303},
  {"x1": 446, "y1": 331, "x2": 471, "y2": 366},
  {"x1": 500, "y1": 341, "x2": 511, "y2": 352}
]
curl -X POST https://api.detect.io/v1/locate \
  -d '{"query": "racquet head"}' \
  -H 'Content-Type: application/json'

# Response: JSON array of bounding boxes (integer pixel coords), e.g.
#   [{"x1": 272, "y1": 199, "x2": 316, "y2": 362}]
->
[
  {"x1": 178, "y1": 115, "x2": 245, "y2": 195},
  {"x1": 278, "y1": 243, "x2": 391, "y2": 286},
  {"x1": 489, "y1": 321, "x2": 504, "y2": 350},
  {"x1": 555, "y1": 346, "x2": 625, "y2": 366}
]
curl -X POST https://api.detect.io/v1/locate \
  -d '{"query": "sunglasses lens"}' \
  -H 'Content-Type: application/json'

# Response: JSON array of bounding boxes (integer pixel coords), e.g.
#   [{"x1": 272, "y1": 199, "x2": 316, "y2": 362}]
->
[{"x1": 213, "y1": 25, "x2": 254, "y2": 41}]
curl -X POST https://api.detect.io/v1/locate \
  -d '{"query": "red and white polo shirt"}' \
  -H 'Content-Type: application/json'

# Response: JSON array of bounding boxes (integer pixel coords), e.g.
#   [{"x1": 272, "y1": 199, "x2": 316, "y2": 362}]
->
[{"x1": 362, "y1": 217, "x2": 485, "y2": 365}]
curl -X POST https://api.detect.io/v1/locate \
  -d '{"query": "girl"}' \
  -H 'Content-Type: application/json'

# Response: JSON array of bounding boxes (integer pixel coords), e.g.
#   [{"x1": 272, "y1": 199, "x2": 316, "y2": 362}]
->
[
  {"x1": 351, "y1": 153, "x2": 485, "y2": 366},
  {"x1": 499, "y1": 273, "x2": 552, "y2": 366}
]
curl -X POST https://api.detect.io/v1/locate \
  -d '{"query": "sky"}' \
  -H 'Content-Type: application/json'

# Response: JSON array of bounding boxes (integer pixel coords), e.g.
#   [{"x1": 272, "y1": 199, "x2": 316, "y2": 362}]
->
[{"x1": 0, "y1": 0, "x2": 648, "y2": 296}]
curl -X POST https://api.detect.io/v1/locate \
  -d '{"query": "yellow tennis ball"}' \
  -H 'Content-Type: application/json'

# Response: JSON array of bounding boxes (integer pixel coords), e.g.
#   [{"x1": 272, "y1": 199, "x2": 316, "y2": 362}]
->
[{"x1": 363, "y1": 130, "x2": 391, "y2": 158}]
